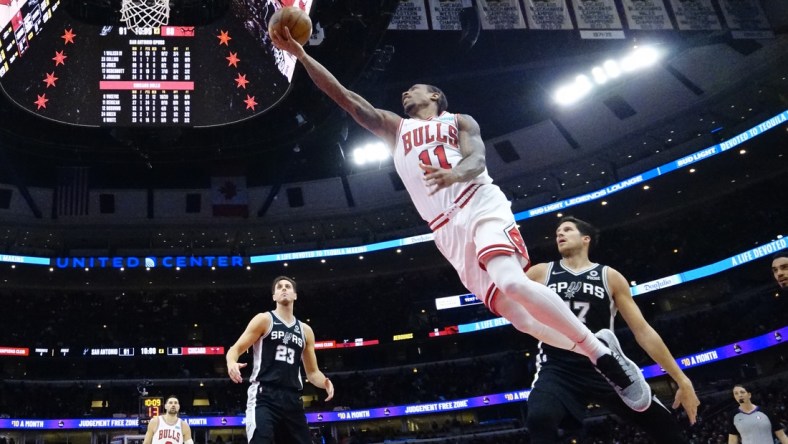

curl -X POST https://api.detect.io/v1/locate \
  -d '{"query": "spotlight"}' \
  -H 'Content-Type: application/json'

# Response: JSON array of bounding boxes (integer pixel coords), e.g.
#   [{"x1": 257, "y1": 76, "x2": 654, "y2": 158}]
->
[{"x1": 591, "y1": 67, "x2": 608, "y2": 84}]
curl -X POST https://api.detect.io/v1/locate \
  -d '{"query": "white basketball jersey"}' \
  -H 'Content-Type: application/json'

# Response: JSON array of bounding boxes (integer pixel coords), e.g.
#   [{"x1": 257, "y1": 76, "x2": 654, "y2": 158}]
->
[
  {"x1": 152, "y1": 417, "x2": 184, "y2": 444},
  {"x1": 393, "y1": 112, "x2": 493, "y2": 225}
]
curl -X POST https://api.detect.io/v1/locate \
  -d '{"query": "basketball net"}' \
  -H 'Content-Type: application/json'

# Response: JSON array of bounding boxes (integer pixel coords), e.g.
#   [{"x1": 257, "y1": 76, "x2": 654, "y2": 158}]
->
[{"x1": 120, "y1": 0, "x2": 170, "y2": 29}]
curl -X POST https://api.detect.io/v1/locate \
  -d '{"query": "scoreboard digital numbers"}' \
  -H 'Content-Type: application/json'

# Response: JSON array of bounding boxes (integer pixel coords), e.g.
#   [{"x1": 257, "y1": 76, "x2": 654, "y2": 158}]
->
[
  {"x1": 0, "y1": 0, "x2": 58, "y2": 78},
  {"x1": 142, "y1": 396, "x2": 162, "y2": 418},
  {"x1": 139, "y1": 396, "x2": 162, "y2": 431},
  {"x1": 0, "y1": 1, "x2": 314, "y2": 127},
  {"x1": 99, "y1": 26, "x2": 194, "y2": 125}
]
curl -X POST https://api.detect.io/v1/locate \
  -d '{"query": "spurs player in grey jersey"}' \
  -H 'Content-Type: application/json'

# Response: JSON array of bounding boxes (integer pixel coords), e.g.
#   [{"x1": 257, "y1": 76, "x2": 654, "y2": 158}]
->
[
  {"x1": 226, "y1": 276, "x2": 334, "y2": 444},
  {"x1": 525, "y1": 216, "x2": 699, "y2": 443},
  {"x1": 270, "y1": 21, "x2": 653, "y2": 413}
]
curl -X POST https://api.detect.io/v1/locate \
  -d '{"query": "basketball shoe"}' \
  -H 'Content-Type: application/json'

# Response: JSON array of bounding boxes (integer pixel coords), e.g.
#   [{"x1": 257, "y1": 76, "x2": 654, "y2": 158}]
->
[{"x1": 593, "y1": 328, "x2": 652, "y2": 412}]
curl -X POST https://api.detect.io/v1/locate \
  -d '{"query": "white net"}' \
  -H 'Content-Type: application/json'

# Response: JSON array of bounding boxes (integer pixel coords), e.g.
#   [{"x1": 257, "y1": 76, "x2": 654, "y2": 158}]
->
[{"x1": 120, "y1": 0, "x2": 170, "y2": 29}]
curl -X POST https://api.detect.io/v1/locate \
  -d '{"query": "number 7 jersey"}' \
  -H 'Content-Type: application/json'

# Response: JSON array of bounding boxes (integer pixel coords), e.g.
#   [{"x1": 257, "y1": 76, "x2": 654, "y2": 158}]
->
[
  {"x1": 538, "y1": 261, "x2": 616, "y2": 365},
  {"x1": 393, "y1": 112, "x2": 493, "y2": 224}
]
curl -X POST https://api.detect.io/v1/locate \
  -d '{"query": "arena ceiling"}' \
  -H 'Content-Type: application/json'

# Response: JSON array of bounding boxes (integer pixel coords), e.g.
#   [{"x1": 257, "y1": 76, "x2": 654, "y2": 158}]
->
[{"x1": 0, "y1": 0, "x2": 786, "y2": 256}]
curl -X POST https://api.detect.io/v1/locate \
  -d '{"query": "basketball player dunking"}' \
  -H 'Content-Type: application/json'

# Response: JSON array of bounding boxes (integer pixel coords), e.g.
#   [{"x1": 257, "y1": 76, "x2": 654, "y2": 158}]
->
[
  {"x1": 226, "y1": 276, "x2": 333, "y2": 444},
  {"x1": 525, "y1": 216, "x2": 699, "y2": 443},
  {"x1": 142, "y1": 396, "x2": 193, "y2": 444},
  {"x1": 271, "y1": 27, "x2": 651, "y2": 411}
]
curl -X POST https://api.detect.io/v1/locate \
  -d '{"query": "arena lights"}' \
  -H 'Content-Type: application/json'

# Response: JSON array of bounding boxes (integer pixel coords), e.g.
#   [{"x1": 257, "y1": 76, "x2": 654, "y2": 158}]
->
[
  {"x1": 553, "y1": 45, "x2": 662, "y2": 106},
  {"x1": 352, "y1": 141, "x2": 389, "y2": 166}
]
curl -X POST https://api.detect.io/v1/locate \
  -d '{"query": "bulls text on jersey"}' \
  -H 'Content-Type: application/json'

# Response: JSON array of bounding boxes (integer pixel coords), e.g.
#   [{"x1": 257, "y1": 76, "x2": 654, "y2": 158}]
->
[
  {"x1": 401, "y1": 121, "x2": 458, "y2": 156},
  {"x1": 157, "y1": 428, "x2": 181, "y2": 442}
]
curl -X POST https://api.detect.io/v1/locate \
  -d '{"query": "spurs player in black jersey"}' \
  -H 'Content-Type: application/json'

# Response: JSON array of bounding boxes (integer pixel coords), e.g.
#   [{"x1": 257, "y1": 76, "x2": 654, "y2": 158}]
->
[
  {"x1": 226, "y1": 276, "x2": 334, "y2": 444},
  {"x1": 525, "y1": 216, "x2": 699, "y2": 443}
]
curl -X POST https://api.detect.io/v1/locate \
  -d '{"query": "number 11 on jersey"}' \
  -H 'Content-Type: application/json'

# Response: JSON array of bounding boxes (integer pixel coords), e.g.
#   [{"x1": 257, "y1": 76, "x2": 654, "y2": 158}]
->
[{"x1": 418, "y1": 145, "x2": 452, "y2": 169}]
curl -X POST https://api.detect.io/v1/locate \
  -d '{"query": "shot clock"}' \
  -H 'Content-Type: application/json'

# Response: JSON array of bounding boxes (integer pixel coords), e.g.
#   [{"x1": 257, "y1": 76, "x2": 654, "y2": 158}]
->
[{"x1": 138, "y1": 396, "x2": 162, "y2": 432}]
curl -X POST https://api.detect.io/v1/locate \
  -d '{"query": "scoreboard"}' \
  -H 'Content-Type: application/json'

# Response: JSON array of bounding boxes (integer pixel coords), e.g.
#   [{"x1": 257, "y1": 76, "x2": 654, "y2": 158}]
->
[
  {"x1": 0, "y1": 0, "x2": 313, "y2": 127},
  {"x1": 138, "y1": 396, "x2": 162, "y2": 431},
  {"x1": 0, "y1": 0, "x2": 57, "y2": 78},
  {"x1": 141, "y1": 396, "x2": 162, "y2": 419},
  {"x1": 99, "y1": 26, "x2": 194, "y2": 125}
]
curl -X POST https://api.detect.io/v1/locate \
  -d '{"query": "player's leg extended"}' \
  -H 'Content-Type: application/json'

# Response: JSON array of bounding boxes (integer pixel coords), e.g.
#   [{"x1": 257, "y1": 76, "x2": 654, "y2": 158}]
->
[
  {"x1": 491, "y1": 295, "x2": 576, "y2": 350},
  {"x1": 484, "y1": 253, "x2": 609, "y2": 361},
  {"x1": 485, "y1": 254, "x2": 652, "y2": 412}
]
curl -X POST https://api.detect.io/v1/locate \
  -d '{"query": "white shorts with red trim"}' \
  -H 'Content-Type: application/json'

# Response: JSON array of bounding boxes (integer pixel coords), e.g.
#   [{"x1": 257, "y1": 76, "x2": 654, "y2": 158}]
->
[{"x1": 432, "y1": 184, "x2": 530, "y2": 313}]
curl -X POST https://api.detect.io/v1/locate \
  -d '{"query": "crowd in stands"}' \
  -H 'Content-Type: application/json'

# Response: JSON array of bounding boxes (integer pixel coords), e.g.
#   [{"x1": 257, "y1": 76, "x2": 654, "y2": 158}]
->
[
  {"x1": 2, "y1": 178, "x2": 783, "y2": 350},
  {"x1": 0, "y1": 169, "x2": 785, "y2": 443}
]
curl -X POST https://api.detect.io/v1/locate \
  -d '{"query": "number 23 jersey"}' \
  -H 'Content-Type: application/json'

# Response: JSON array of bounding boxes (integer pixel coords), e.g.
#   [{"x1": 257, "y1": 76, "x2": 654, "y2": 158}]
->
[
  {"x1": 248, "y1": 311, "x2": 306, "y2": 392},
  {"x1": 393, "y1": 112, "x2": 493, "y2": 224}
]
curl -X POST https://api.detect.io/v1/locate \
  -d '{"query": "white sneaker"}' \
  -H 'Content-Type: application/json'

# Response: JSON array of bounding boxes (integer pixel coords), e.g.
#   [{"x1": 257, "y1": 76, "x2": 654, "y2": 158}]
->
[{"x1": 593, "y1": 328, "x2": 652, "y2": 412}]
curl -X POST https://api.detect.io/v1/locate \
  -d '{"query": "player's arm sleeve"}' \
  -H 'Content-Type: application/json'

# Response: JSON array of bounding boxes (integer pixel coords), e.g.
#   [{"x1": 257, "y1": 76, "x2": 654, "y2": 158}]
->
[
  {"x1": 453, "y1": 114, "x2": 486, "y2": 181},
  {"x1": 227, "y1": 313, "x2": 271, "y2": 362},
  {"x1": 142, "y1": 416, "x2": 158, "y2": 444},
  {"x1": 611, "y1": 267, "x2": 692, "y2": 387},
  {"x1": 728, "y1": 412, "x2": 741, "y2": 438},
  {"x1": 764, "y1": 409, "x2": 787, "y2": 434},
  {"x1": 525, "y1": 263, "x2": 549, "y2": 285},
  {"x1": 182, "y1": 421, "x2": 192, "y2": 443},
  {"x1": 301, "y1": 323, "x2": 330, "y2": 388}
]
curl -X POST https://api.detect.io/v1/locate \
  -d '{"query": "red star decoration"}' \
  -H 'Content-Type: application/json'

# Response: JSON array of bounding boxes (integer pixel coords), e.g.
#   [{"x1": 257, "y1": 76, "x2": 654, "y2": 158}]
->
[
  {"x1": 52, "y1": 50, "x2": 67, "y2": 66},
  {"x1": 61, "y1": 28, "x2": 76, "y2": 44},
  {"x1": 235, "y1": 73, "x2": 249, "y2": 89},
  {"x1": 43, "y1": 72, "x2": 58, "y2": 88},
  {"x1": 226, "y1": 51, "x2": 240, "y2": 67},
  {"x1": 34, "y1": 94, "x2": 48, "y2": 109},
  {"x1": 217, "y1": 30, "x2": 232, "y2": 46},
  {"x1": 244, "y1": 94, "x2": 257, "y2": 110}
]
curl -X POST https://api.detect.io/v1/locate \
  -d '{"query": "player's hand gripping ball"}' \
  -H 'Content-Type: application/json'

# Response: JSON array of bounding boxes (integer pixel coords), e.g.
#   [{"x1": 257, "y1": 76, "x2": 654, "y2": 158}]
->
[{"x1": 268, "y1": 7, "x2": 312, "y2": 45}]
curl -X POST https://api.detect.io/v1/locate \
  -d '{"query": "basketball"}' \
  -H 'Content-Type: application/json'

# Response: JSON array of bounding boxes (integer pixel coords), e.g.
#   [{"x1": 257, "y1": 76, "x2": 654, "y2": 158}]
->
[{"x1": 268, "y1": 7, "x2": 312, "y2": 46}]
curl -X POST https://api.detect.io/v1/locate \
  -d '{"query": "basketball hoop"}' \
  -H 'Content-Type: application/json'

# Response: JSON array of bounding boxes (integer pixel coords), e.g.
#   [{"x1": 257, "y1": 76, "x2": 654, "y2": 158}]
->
[{"x1": 120, "y1": 0, "x2": 170, "y2": 29}]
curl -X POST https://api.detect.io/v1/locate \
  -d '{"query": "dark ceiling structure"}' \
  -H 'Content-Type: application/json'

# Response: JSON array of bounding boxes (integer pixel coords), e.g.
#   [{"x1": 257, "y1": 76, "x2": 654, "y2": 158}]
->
[{"x1": 0, "y1": 0, "x2": 786, "y2": 259}]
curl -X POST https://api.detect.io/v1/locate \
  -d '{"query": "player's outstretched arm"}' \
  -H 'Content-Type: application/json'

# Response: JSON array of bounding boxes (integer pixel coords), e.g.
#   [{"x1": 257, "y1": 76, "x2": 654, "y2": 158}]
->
[
  {"x1": 608, "y1": 267, "x2": 700, "y2": 424},
  {"x1": 270, "y1": 27, "x2": 400, "y2": 147},
  {"x1": 301, "y1": 323, "x2": 334, "y2": 401}
]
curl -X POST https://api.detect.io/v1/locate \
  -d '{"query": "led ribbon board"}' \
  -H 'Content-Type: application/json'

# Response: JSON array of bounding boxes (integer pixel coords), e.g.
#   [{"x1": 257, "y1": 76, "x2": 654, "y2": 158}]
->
[
  {"x1": 2, "y1": 327, "x2": 784, "y2": 429},
  {"x1": 435, "y1": 236, "x2": 786, "y2": 310},
  {"x1": 247, "y1": 111, "x2": 787, "y2": 263},
  {"x1": 2, "y1": 111, "x2": 786, "y2": 267}
]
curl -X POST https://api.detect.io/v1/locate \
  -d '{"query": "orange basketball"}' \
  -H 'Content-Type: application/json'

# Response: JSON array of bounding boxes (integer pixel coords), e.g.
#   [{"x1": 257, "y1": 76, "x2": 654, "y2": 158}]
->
[{"x1": 268, "y1": 7, "x2": 312, "y2": 45}]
